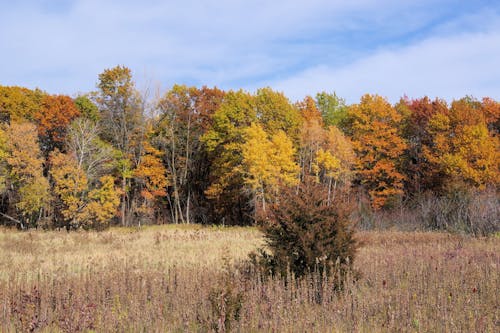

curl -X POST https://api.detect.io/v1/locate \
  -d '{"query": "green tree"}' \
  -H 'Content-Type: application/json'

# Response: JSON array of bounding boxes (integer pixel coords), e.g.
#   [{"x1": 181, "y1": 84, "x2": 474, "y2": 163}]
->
[
  {"x1": 74, "y1": 95, "x2": 100, "y2": 122},
  {"x1": 315, "y1": 91, "x2": 348, "y2": 131}
]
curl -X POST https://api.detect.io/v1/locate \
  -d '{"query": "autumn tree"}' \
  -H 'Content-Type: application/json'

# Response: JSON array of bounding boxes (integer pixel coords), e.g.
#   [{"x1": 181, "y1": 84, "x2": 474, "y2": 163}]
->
[
  {"x1": 241, "y1": 123, "x2": 299, "y2": 216},
  {"x1": 49, "y1": 149, "x2": 88, "y2": 229},
  {"x1": 134, "y1": 139, "x2": 168, "y2": 224},
  {"x1": 35, "y1": 94, "x2": 80, "y2": 155},
  {"x1": 398, "y1": 96, "x2": 449, "y2": 193},
  {"x1": 49, "y1": 145, "x2": 121, "y2": 230},
  {"x1": 154, "y1": 85, "x2": 197, "y2": 224},
  {"x1": 480, "y1": 97, "x2": 500, "y2": 135},
  {"x1": 1, "y1": 122, "x2": 49, "y2": 228},
  {"x1": 255, "y1": 87, "x2": 302, "y2": 143},
  {"x1": 313, "y1": 126, "x2": 355, "y2": 204},
  {"x1": 78, "y1": 175, "x2": 120, "y2": 230},
  {"x1": 297, "y1": 96, "x2": 325, "y2": 179},
  {"x1": 203, "y1": 90, "x2": 257, "y2": 225},
  {"x1": 347, "y1": 94, "x2": 407, "y2": 209},
  {"x1": 423, "y1": 97, "x2": 500, "y2": 189},
  {"x1": 0, "y1": 86, "x2": 45, "y2": 123},
  {"x1": 94, "y1": 65, "x2": 144, "y2": 226},
  {"x1": 153, "y1": 85, "x2": 225, "y2": 224},
  {"x1": 0, "y1": 128, "x2": 8, "y2": 197},
  {"x1": 66, "y1": 118, "x2": 114, "y2": 184}
]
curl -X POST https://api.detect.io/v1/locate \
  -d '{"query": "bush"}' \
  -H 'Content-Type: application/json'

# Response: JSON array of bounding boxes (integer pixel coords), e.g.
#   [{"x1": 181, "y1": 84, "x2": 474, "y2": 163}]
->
[
  {"x1": 252, "y1": 180, "x2": 358, "y2": 280},
  {"x1": 416, "y1": 186, "x2": 499, "y2": 236}
]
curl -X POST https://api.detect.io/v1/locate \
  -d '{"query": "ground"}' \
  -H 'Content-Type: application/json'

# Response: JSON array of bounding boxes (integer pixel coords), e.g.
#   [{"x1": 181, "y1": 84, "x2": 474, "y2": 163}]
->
[{"x1": 0, "y1": 225, "x2": 498, "y2": 332}]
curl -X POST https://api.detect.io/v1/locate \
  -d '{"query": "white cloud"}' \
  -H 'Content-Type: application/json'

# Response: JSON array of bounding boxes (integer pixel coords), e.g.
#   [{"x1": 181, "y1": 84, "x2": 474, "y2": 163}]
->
[
  {"x1": 270, "y1": 25, "x2": 500, "y2": 103},
  {"x1": 0, "y1": 0, "x2": 498, "y2": 100}
]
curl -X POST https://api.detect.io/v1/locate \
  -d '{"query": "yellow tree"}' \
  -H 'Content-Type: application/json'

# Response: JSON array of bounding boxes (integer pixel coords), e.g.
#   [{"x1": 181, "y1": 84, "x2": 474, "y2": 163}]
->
[
  {"x1": 3, "y1": 122, "x2": 49, "y2": 228},
  {"x1": 348, "y1": 94, "x2": 406, "y2": 209},
  {"x1": 0, "y1": 128, "x2": 7, "y2": 195},
  {"x1": 270, "y1": 131, "x2": 300, "y2": 188},
  {"x1": 0, "y1": 86, "x2": 45, "y2": 123},
  {"x1": 425, "y1": 98, "x2": 500, "y2": 188},
  {"x1": 79, "y1": 175, "x2": 120, "y2": 230},
  {"x1": 255, "y1": 87, "x2": 302, "y2": 143},
  {"x1": 313, "y1": 126, "x2": 355, "y2": 204},
  {"x1": 49, "y1": 150, "x2": 88, "y2": 229},
  {"x1": 241, "y1": 123, "x2": 299, "y2": 215}
]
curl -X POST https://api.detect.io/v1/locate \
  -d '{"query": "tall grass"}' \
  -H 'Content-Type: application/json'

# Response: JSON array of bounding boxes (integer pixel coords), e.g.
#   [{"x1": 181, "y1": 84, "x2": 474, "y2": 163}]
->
[{"x1": 0, "y1": 226, "x2": 498, "y2": 332}]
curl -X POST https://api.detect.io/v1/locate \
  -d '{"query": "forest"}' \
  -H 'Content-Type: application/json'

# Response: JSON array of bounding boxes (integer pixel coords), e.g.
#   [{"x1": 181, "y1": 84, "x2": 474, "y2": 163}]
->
[
  {"x1": 0, "y1": 65, "x2": 499, "y2": 233},
  {"x1": 1, "y1": 65, "x2": 499, "y2": 332}
]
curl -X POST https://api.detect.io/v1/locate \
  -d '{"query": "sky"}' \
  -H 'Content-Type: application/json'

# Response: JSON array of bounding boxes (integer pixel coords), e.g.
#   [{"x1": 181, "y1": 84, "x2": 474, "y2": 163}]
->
[{"x1": 1, "y1": 0, "x2": 500, "y2": 103}]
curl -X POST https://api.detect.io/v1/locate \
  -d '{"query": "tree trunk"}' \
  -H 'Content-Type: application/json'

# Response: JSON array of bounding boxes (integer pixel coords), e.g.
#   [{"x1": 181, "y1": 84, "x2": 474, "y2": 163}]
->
[{"x1": 121, "y1": 176, "x2": 127, "y2": 226}]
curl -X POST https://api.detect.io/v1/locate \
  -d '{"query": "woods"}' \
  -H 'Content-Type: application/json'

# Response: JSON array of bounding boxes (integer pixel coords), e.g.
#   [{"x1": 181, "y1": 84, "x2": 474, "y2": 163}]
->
[{"x1": 0, "y1": 66, "x2": 499, "y2": 230}]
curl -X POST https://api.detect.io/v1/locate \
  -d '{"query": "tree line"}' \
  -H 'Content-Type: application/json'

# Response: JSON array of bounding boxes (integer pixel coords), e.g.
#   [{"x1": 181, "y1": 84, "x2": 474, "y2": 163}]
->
[{"x1": 0, "y1": 65, "x2": 498, "y2": 229}]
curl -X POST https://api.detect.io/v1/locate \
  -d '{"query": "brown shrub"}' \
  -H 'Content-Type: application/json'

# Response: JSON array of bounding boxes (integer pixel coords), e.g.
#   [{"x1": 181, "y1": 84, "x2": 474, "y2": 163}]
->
[{"x1": 253, "y1": 180, "x2": 358, "y2": 282}]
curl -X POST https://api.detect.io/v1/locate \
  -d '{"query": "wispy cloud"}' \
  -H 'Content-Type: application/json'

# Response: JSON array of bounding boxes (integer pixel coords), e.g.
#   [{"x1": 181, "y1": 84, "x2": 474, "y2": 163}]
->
[
  {"x1": 268, "y1": 8, "x2": 500, "y2": 103},
  {"x1": 1, "y1": 0, "x2": 499, "y2": 101}
]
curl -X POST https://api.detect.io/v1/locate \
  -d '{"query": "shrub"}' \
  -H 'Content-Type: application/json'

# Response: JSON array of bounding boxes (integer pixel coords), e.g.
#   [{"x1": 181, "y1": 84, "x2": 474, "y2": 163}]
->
[
  {"x1": 252, "y1": 180, "x2": 358, "y2": 280},
  {"x1": 416, "y1": 186, "x2": 499, "y2": 236}
]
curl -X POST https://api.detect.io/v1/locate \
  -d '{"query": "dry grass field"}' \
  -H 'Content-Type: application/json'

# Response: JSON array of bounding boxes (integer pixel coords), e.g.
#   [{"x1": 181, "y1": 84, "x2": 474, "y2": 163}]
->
[{"x1": 0, "y1": 225, "x2": 498, "y2": 332}]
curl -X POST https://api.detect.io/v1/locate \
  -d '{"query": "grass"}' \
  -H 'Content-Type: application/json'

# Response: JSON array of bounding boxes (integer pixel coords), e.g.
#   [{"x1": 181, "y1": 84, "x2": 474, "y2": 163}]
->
[{"x1": 0, "y1": 225, "x2": 498, "y2": 332}]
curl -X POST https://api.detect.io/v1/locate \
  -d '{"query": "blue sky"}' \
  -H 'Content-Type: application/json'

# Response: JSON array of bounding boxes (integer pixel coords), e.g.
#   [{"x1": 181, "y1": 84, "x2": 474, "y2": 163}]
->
[{"x1": 1, "y1": 0, "x2": 500, "y2": 103}]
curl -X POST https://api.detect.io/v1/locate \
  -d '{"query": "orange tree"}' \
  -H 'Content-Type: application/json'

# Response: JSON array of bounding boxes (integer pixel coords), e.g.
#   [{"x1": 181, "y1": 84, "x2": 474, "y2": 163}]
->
[{"x1": 347, "y1": 94, "x2": 406, "y2": 209}]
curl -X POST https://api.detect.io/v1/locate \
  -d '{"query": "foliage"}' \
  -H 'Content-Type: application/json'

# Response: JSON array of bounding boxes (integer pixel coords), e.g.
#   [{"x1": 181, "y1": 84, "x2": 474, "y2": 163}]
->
[
  {"x1": 134, "y1": 140, "x2": 168, "y2": 222},
  {"x1": 74, "y1": 95, "x2": 100, "y2": 122},
  {"x1": 49, "y1": 149, "x2": 88, "y2": 228},
  {"x1": 0, "y1": 71, "x2": 499, "y2": 231},
  {"x1": 66, "y1": 118, "x2": 114, "y2": 184},
  {"x1": 35, "y1": 95, "x2": 80, "y2": 155},
  {"x1": 240, "y1": 123, "x2": 299, "y2": 215},
  {"x1": 313, "y1": 126, "x2": 355, "y2": 203},
  {"x1": 153, "y1": 85, "x2": 224, "y2": 224},
  {"x1": 79, "y1": 175, "x2": 120, "y2": 229},
  {"x1": 398, "y1": 96, "x2": 449, "y2": 193},
  {"x1": 0, "y1": 86, "x2": 45, "y2": 123},
  {"x1": 315, "y1": 91, "x2": 348, "y2": 130},
  {"x1": 424, "y1": 98, "x2": 500, "y2": 189},
  {"x1": 203, "y1": 90, "x2": 256, "y2": 225},
  {"x1": 348, "y1": 94, "x2": 407, "y2": 209},
  {"x1": 254, "y1": 180, "x2": 357, "y2": 280},
  {"x1": 297, "y1": 96, "x2": 325, "y2": 179},
  {"x1": 3, "y1": 122, "x2": 49, "y2": 227},
  {"x1": 254, "y1": 87, "x2": 302, "y2": 143},
  {"x1": 95, "y1": 65, "x2": 145, "y2": 226}
]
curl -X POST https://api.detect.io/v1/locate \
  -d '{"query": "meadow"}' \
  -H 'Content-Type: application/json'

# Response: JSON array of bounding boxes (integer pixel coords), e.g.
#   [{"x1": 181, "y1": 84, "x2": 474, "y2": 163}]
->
[{"x1": 0, "y1": 225, "x2": 498, "y2": 332}]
